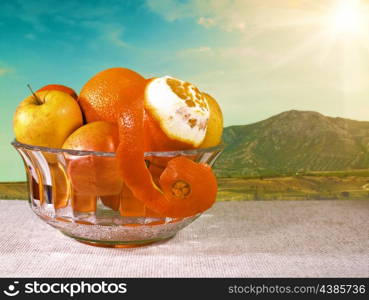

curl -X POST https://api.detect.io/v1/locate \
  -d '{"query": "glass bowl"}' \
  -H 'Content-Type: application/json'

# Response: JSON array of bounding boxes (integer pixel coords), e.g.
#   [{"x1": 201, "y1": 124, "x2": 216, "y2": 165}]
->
[{"x1": 12, "y1": 140, "x2": 223, "y2": 247}]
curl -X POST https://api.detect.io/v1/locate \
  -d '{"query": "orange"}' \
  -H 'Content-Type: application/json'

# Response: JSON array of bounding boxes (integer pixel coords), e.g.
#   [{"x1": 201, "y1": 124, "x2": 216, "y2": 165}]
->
[
  {"x1": 62, "y1": 121, "x2": 122, "y2": 197},
  {"x1": 37, "y1": 84, "x2": 78, "y2": 100},
  {"x1": 143, "y1": 109, "x2": 194, "y2": 151},
  {"x1": 200, "y1": 93, "x2": 223, "y2": 148},
  {"x1": 78, "y1": 67, "x2": 146, "y2": 123},
  {"x1": 144, "y1": 76, "x2": 210, "y2": 150}
]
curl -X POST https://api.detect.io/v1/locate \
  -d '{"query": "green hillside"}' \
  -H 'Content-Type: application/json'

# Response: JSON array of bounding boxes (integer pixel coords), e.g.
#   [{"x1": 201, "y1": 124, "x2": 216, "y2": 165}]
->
[{"x1": 215, "y1": 110, "x2": 369, "y2": 177}]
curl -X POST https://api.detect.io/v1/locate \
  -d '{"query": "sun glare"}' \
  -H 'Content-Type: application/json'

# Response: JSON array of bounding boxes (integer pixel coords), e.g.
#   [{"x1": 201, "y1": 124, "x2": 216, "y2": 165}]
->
[
  {"x1": 329, "y1": 0, "x2": 364, "y2": 36},
  {"x1": 269, "y1": 0, "x2": 369, "y2": 94}
]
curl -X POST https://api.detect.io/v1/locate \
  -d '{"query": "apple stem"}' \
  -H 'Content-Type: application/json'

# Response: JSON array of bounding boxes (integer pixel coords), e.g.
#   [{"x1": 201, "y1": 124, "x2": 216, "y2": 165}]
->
[{"x1": 27, "y1": 84, "x2": 43, "y2": 105}]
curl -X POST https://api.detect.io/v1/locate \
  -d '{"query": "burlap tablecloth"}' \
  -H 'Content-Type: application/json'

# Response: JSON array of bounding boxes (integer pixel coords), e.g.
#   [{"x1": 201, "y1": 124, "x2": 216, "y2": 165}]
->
[{"x1": 0, "y1": 200, "x2": 368, "y2": 277}]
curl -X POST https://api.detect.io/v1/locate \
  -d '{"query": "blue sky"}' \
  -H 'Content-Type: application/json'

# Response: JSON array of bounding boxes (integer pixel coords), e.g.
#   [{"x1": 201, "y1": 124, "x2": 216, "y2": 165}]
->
[{"x1": 1, "y1": 0, "x2": 369, "y2": 181}]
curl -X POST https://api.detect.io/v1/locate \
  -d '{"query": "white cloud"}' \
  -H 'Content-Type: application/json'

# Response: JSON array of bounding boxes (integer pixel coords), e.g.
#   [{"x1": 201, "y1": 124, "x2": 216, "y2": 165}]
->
[
  {"x1": 178, "y1": 46, "x2": 212, "y2": 57},
  {"x1": 176, "y1": 45, "x2": 277, "y2": 66},
  {"x1": 220, "y1": 46, "x2": 278, "y2": 62},
  {"x1": 146, "y1": 0, "x2": 334, "y2": 32},
  {"x1": 197, "y1": 17, "x2": 215, "y2": 28},
  {"x1": 146, "y1": 0, "x2": 252, "y2": 31}
]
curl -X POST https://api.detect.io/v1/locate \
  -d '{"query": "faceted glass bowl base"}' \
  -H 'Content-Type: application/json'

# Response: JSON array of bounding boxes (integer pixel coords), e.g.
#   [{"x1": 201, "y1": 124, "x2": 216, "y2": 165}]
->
[
  {"x1": 31, "y1": 200, "x2": 200, "y2": 247},
  {"x1": 63, "y1": 232, "x2": 175, "y2": 248},
  {"x1": 13, "y1": 140, "x2": 222, "y2": 247}
]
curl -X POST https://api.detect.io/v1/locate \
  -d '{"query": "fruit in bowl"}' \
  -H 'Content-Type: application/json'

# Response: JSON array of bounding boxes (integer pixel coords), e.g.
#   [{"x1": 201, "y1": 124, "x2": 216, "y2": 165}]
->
[
  {"x1": 12, "y1": 68, "x2": 223, "y2": 247},
  {"x1": 13, "y1": 86, "x2": 82, "y2": 149},
  {"x1": 62, "y1": 121, "x2": 123, "y2": 212}
]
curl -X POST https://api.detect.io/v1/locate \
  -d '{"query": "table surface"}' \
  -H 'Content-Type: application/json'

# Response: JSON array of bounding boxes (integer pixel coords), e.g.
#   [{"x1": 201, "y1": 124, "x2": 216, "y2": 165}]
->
[{"x1": 0, "y1": 199, "x2": 368, "y2": 277}]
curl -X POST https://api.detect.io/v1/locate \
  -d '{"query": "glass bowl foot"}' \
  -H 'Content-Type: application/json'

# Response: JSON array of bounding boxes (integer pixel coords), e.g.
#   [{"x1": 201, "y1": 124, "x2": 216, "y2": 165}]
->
[{"x1": 62, "y1": 232, "x2": 175, "y2": 248}]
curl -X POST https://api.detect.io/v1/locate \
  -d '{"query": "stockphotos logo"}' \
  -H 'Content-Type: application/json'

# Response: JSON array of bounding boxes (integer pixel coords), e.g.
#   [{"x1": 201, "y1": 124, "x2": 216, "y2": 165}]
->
[
  {"x1": 3, "y1": 282, "x2": 20, "y2": 297},
  {"x1": 2, "y1": 281, "x2": 127, "y2": 297}
]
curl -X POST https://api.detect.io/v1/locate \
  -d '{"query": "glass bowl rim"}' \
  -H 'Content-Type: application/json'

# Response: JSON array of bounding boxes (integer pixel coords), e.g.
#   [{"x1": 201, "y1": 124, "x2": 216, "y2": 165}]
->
[{"x1": 11, "y1": 139, "x2": 224, "y2": 157}]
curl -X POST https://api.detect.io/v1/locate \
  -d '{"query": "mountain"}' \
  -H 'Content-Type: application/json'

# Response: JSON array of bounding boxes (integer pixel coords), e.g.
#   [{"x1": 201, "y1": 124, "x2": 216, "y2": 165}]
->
[{"x1": 214, "y1": 110, "x2": 369, "y2": 177}]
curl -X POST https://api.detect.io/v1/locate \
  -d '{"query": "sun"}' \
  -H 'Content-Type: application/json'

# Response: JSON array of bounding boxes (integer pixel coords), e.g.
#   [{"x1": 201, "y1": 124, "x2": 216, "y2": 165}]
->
[{"x1": 328, "y1": 0, "x2": 364, "y2": 37}]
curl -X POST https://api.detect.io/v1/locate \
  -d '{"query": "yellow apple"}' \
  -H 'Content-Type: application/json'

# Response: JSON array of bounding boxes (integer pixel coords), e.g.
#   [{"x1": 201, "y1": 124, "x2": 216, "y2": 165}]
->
[
  {"x1": 13, "y1": 90, "x2": 83, "y2": 148},
  {"x1": 200, "y1": 93, "x2": 223, "y2": 148}
]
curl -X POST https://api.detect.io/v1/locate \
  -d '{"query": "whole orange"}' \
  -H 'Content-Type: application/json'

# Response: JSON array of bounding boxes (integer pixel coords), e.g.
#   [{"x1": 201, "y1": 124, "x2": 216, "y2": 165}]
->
[{"x1": 78, "y1": 67, "x2": 146, "y2": 123}]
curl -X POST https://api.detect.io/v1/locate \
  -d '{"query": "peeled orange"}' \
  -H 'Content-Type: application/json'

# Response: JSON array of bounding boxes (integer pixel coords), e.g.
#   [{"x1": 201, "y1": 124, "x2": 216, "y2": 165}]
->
[
  {"x1": 144, "y1": 76, "x2": 210, "y2": 150},
  {"x1": 200, "y1": 93, "x2": 223, "y2": 148}
]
